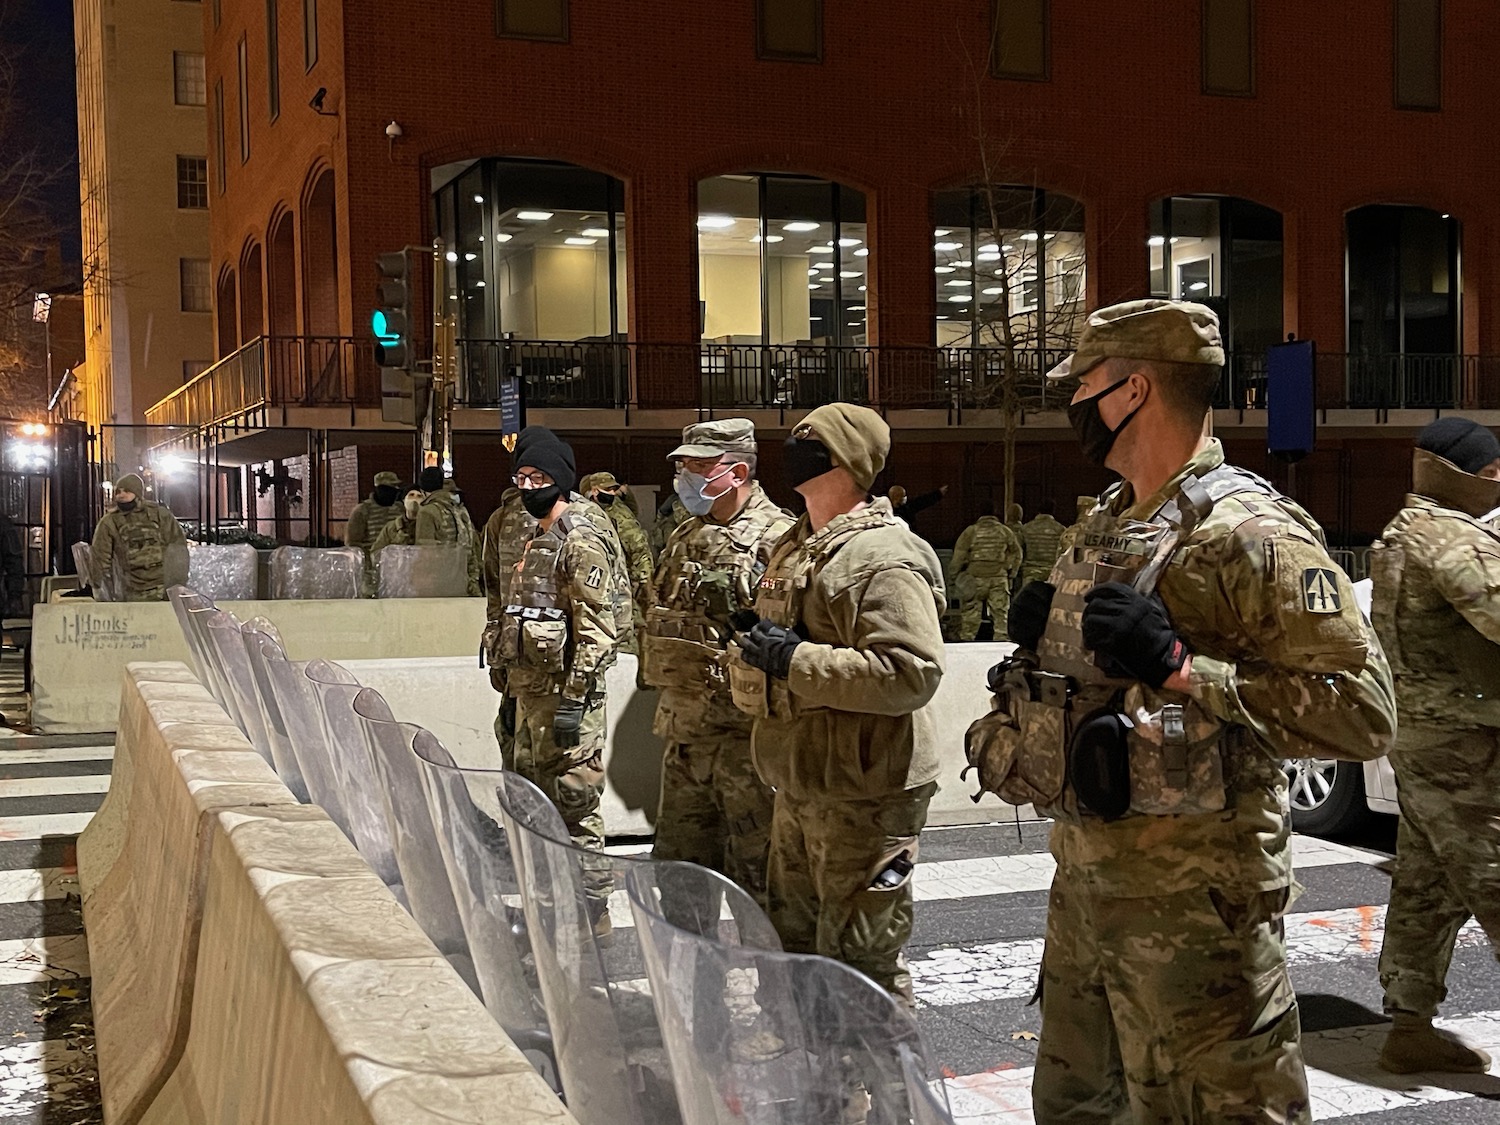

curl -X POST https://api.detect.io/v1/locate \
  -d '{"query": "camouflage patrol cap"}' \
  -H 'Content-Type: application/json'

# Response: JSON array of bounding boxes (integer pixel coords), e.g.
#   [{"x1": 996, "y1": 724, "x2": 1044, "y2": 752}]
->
[
  {"x1": 669, "y1": 418, "x2": 757, "y2": 460},
  {"x1": 579, "y1": 471, "x2": 622, "y2": 493},
  {"x1": 1046, "y1": 299, "x2": 1224, "y2": 381},
  {"x1": 373, "y1": 471, "x2": 400, "y2": 487}
]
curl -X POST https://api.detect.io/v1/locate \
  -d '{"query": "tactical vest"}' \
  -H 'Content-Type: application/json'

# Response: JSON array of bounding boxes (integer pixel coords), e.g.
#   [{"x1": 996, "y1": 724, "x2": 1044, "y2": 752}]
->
[
  {"x1": 642, "y1": 499, "x2": 785, "y2": 695},
  {"x1": 960, "y1": 518, "x2": 1018, "y2": 579},
  {"x1": 966, "y1": 464, "x2": 1283, "y2": 822},
  {"x1": 728, "y1": 505, "x2": 894, "y2": 720},
  {"x1": 485, "y1": 512, "x2": 590, "y2": 690}
]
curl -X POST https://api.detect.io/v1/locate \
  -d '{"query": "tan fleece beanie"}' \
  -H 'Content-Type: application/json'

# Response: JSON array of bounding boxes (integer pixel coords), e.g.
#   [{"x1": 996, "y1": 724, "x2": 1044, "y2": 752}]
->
[{"x1": 796, "y1": 403, "x2": 890, "y2": 492}]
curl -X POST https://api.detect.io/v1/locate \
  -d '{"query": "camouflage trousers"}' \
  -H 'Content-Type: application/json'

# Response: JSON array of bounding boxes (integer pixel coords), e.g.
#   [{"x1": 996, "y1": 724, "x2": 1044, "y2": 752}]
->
[
  {"x1": 1379, "y1": 739, "x2": 1500, "y2": 1020},
  {"x1": 652, "y1": 736, "x2": 775, "y2": 909},
  {"x1": 766, "y1": 783, "x2": 935, "y2": 1005},
  {"x1": 1034, "y1": 875, "x2": 1309, "y2": 1125},
  {"x1": 958, "y1": 577, "x2": 1011, "y2": 641},
  {"x1": 513, "y1": 692, "x2": 611, "y2": 902}
]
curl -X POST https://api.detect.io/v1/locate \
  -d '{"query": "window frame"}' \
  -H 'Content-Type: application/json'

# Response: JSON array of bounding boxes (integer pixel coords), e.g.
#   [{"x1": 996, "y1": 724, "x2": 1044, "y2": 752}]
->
[
  {"x1": 172, "y1": 51, "x2": 207, "y2": 107},
  {"x1": 237, "y1": 35, "x2": 251, "y2": 163},
  {"x1": 176, "y1": 155, "x2": 209, "y2": 210},
  {"x1": 1394, "y1": 0, "x2": 1442, "y2": 110},
  {"x1": 1201, "y1": 0, "x2": 1255, "y2": 97},
  {"x1": 989, "y1": 0, "x2": 1050, "y2": 82},
  {"x1": 267, "y1": 0, "x2": 281, "y2": 120},
  {"x1": 303, "y1": 0, "x2": 318, "y2": 70},
  {"x1": 180, "y1": 259, "x2": 212, "y2": 314},
  {"x1": 494, "y1": 0, "x2": 570, "y2": 42},
  {"x1": 755, "y1": 0, "x2": 824, "y2": 63},
  {"x1": 213, "y1": 79, "x2": 226, "y2": 192}
]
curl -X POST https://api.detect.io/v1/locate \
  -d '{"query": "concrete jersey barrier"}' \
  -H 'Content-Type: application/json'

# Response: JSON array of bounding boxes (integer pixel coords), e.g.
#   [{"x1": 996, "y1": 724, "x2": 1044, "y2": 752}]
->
[{"x1": 79, "y1": 661, "x2": 578, "y2": 1125}]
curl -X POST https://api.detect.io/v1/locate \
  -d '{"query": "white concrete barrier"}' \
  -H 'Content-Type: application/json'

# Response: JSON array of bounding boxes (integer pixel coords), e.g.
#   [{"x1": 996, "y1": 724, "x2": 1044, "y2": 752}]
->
[
  {"x1": 345, "y1": 640, "x2": 1024, "y2": 833},
  {"x1": 80, "y1": 663, "x2": 577, "y2": 1125},
  {"x1": 33, "y1": 597, "x2": 487, "y2": 733}
]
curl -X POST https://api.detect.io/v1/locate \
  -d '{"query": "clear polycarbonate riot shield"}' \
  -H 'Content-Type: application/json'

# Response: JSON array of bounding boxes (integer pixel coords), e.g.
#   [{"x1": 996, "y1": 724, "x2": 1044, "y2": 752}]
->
[
  {"x1": 306, "y1": 663, "x2": 405, "y2": 903},
  {"x1": 74, "y1": 541, "x2": 124, "y2": 602},
  {"x1": 375, "y1": 544, "x2": 470, "y2": 598},
  {"x1": 409, "y1": 744, "x2": 556, "y2": 1086},
  {"x1": 350, "y1": 688, "x2": 475, "y2": 989},
  {"x1": 901, "y1": 1045, "x2": 957, "y2": 1125},
  {"x1": 259, "y1": 649, "x2": 357, "y2": 835},
  {"x1": 202, "y1": 609, "x2": 272, "y2": 762},
  {"x1": 238, "y1": 627, "x2": 310, "y2": 802},
  {"x1": 626, "y1": 862, "x2": 951, "y2": 1125},
  {"x1": 497, "y1": 772, "x2": 682, "y2": 1125},
  {"x1": 268, "y1": 546, "x2": 363, "y2": 599},
  {"x1": 186, "y1": 543, "x2": 258, "y2": 600},
  {"x1": 168, "y1": 587, "x2": 226, "y2": 706}
]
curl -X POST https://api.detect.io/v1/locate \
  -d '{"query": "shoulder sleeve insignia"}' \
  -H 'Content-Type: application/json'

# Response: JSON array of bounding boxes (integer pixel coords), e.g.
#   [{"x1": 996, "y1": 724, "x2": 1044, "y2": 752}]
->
[
  {"x1": 1301, "y1": 567, "x2": 1342, "y2": 614},
  {"x1": 585, "y1": 565, "x2": 605, "y2": 590}
]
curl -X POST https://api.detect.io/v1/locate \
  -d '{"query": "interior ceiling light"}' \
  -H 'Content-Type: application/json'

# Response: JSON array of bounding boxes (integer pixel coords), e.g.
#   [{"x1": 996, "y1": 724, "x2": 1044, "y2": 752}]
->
[
  {"x1": 783, "y1": 221, "x2": 819, "y2": 232},
  {"x1": 564, "y1": 236, "x2": 597, "y2": 246},
  {"x1": 839, "y1": 271, "x2": 859, "y2": 278},
  {"x1": 954, "y1": 260, "x2": 972, "y2": 268},
  {"x1": 934, "y1": 266, "x2": 956, "y2": 274},
  {"x1": 1188, "y1": 281, "x2": 1209, "y2": 291},
  {"x1": 445, "y1": 251, "x2": 458, "y2": 262},
  {"x1": 849, "y1": 305, "x2": 866, "y2": 311},
  {"x1": 936, "y1": 314, "x2": 949, "y2": 320},
  {"x1": 858, "y1": 285, "x2": 866, "y2": 291},
  {"x1": 808, "y1": 268, "x2": 819, "y2": 276},
  {"x1": 945, "y1": 279, "x2": 972, "y2": 287},
  {"x1": 948, "y1": 294, "x2": 970, "y2": 303},
  {"x1": 934, "y1": 241, "x2": 963, "y2": 251},
  {"x1": 474, "y1": 279, "x2": 486, "y2": 287},
  {"x1": 494, "y1": 233, "x2": 512, "y2": 243},
  {"x1": 750, "y1": 234, "x2": 785, "y2": 243},
  {"x1": 838, "y1": 237, "x2": 862, "y2": 247},
  {"x1": 977, "y1": 252, "x2": 1001, "y2": 261},
  {"x1": 1020, "y1": 233, "x2": 1039, "y2": 242},
  {"x1": 854, "y1": 248, "x2": 870, "y2": 257},
  {"x1": 808, "y1": 283, "x2": 820, "y2": 289},
  {"x1": 581, "y1": 227, "x2": 609, "y2": 238},
  {"x1": 473, "y1": 194, "x2": 484, "y2": 204},
  {"x1": 978, "y1": 243, "x2": 999, "y2": 253},
  {"x1": 697, "y1": 215, "x2": 736, "y2": 230},
  {"x1": 811, "y1": 244, "x2": 835, "y2": 254},
  {"x1": 1148, "y1": 235, "x2": 1166, "y2": 247},
  {"x1": 934, "y1": 229, "x2": 951, "y2": 237},
  {"x1": 814, "y1": 261, "x2": 834, "y2": 269},
  {"x1": 1001, "y1": 244, "x2": 1014, "y2": 251},
  {"x1": 982, "y1": 286, "x2": 1004, "y2": 295},
  {"x1": 517, "y1": 210, "x2": 553, "y2": 221}
]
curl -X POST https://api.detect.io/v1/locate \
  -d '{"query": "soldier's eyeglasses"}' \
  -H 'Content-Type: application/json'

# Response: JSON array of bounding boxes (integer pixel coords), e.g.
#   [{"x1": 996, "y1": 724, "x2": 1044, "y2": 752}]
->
[{"x1": 512, "y1": 471, "x2": 554, "y2": 488}]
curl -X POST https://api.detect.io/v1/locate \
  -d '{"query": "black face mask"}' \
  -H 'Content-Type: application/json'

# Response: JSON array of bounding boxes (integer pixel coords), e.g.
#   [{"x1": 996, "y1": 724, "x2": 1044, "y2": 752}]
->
[
  {"x1": 520, "y1": 485, "x2": 563, "y2": 518},
  {"x1": 783, "y1": 437, "x2": 835, "y2": 489},
  {"x1": 116, "y1": 499, "x2": 137, "y2": 513},
  {"x1": 595, "y1": 491, "x2": 616, "y2": 507},
  {"x1": 373, "y1": 485, "x2": 399, "y2": 506},
  {"x1": 1067, "y1": 378, "x2": 1142, "y2": 467}
]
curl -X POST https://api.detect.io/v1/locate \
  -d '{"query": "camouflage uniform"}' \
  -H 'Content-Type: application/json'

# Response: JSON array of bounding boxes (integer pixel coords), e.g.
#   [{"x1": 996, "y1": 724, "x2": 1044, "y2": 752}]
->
[
  {"x1": 579, "y1": 472, "x2": 655, "y2": 657},
  {"x1": 1020, "y1": 512, "x2": 1066, "y2": 585},
  {"x1": 1056, "y1": 494, "x2": 1098, "y2": 555},
  {"x1": 949, "y1": 514, "x2": 1022, "y2": 640},
  {"x1": 1371, "y1": 451, "x2": 1500, "y2": 1027},
  {"x1": 344, "y1": 471, "x2": 402, "y2": 551},
  {"x1": 482, "y1": 489, "x2": 536, "y2": 769},
  {"x1": 491, "y1": 507, "x2": 619, "y2": 902},
  {"x1": 970, "y1": 437, "x2": 1396, "y2": 1123},
  {"x1": 371, "y1": 514, "x2": 416, "y2": 552},
  {"x1": 90, "y1": 474, "x2": 188, "y2": 602},
  {"x1": 645, "y1": 443, "x2": 793, "y2": 903},
  {"x1": 732, "y1": 495, "x2": 947, "y2": 1001},
  {"x1": 651, "y1": 494, "x2": 691, "y2": 555}
]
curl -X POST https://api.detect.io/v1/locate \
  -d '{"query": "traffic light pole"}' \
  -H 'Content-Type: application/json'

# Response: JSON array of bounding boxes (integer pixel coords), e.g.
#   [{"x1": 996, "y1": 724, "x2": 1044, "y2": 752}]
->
[{"x1": 426, "y1": 239, "x2": 457, "y2": 473}]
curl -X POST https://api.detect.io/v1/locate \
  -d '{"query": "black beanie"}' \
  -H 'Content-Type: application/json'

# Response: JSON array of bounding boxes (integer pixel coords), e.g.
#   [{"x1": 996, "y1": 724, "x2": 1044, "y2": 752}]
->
[
  {"x1": 1416, "y1": 418, "x2": 1500, "y2": 475},
  {"x1": 513, "y1": 425, "x2": 554, "y2": 463},
  {"x1": 419, "y1": 465, "x2": 446, "y2": 493},
  {"x1": 519, "y1": 436, "x2": 576, "y2": 494}
]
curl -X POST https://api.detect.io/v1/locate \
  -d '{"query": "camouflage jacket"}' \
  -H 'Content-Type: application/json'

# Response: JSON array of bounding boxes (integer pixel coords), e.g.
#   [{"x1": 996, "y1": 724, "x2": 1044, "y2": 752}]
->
[
  {"x1": 950, "y1": 516, "x2": 1022, "y2": 581},
  {"x1": 416, "y1": 490, "x2": 480, "y2": 595},
  {"x1": 747, "y1": 497, "x2": 948, "y2": 802},
  {"x1": 502, "y1": 508, "x2": 619, "y2": 700},
  {"x1": 650, "y1": 495, "x2": 691, "y2": 555},
  {"x1": 645, "y1": 483, "x2": 794, "y2": 740},
  {"x1": 371, "y1": 515, "x2": 417, "y2": 552},
  {"x1": 604, "y1": 501, "x2": 655, "y2": 620},
  {"x1": 1020, "y1": 514, "x2": 1065, "y2": 582},
  {"x1": 482, "y1": 490, "x2": 536, "y2": 620},
  {"x1": 1047, "y1": 440, "x2": 1396, "y2": 896},
  {"x1": 90, "y1": 501, "x2": 187, "y2": 601},
  {"x1": 345, "y1": 495, "x2": 400, "y2": 551},
  {"x1": 1372, "y1": 493, "x2": 1500, "y2": 763}
]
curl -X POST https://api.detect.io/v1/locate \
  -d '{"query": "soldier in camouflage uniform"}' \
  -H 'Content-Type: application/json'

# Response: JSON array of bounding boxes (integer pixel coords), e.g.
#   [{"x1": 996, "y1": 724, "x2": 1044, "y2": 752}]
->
[
  {"x1": 950, "y1": 502, "x2": 1022, "y2": 640},
  {"x1": 580, "y1": 471, "x2": 654, "y2": 660},
  {"x1": 482, "y1": 486, "x2": 535, "y2": 769},
  {"x1": 371, "y1": 490, "x2": 423, "y2": 552},
  {"x1": 1019, "y1": 497, "x2": 1067, "y2": 585},
  {"x1": 729, "y1": 404, "x2": 946, "y2": 1003},
  {"x1": 487, "y1": 431, "x2": 620, "y2": 925},
  {"x1": 89, "y1": 473, "x2": 187, "y2": 601},
  {"x1": 650, "y1": 490, "x2": 691, "y2": 556},
  {"x1": 344, "y1": 470, "x2": 402, "y2": 551},
  {"x1": 644, "y1": 420, "x2": 794, "y2": 906},
  {"x1": 1371, "y1": 418, "x2": 1500, "y2": 1074},
  {"x1": 443, "y1": 478, "x2": 484, "y2": 596},
  {"x1": 1005, "y1": 501, "x2": 1024, "y2": 539},
  {"x1": 967, "y1": 301, "x2": 1396, "y2": 1123},
  {"x1": 413, "y1": 466, "x2": 480, "y2": 595}
]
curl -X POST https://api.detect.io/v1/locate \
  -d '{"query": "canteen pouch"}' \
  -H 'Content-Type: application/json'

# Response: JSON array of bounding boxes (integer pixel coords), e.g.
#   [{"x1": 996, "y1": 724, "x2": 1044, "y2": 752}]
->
[
  {"x1": 490, "y1": 608, "x2": 525, "y2": 667},
  {"x1": 727, "y1": 644, "x2": 770, "y2": 719},
  {"x1": 1121, "y1": 686, "x2": 1227, "y2": 816},
  {"x1": 1069, "y1": 708, "x2": 1133, "y2": 821},
  {"x1": 642, "y1": 633, "x2": 728, "y2": 692},
  {"x1": 515, "y1": 607, "x2": 569, "y2": 674},
  {"x1": 963, "y1": 659, "x2": 1069, "y2": 809}
]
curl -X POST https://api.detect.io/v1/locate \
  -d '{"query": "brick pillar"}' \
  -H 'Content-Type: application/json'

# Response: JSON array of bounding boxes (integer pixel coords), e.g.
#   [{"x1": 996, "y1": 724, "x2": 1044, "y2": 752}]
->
[
  {"x1": 1089, "y1": 191, "x2": 1148, "y2": 308},
  {"x1": 1284, "y1": 201, "x2": 1346, "y2": 404},
  {"x1": 868, "y1": 183, "x2": 937, "y2": 406},
  {"x1": 627, "y1": 171, "x2": 698, "y2": 409}
]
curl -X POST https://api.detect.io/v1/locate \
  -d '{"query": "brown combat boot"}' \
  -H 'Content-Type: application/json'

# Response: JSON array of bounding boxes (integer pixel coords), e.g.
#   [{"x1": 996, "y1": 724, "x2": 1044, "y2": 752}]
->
[
  {"x1": 1379, "y1": 1013, "x2": 1492, "y2": 1074},
  {"x1": 588, "y1": 899, "x2": 614, "y2": 949}
]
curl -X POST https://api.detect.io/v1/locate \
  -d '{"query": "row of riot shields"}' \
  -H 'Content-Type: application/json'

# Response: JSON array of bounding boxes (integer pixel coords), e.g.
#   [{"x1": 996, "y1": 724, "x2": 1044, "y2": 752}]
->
[
  {"x1": 76, "y1": 543, "x2": 469, "y2": 601},
  {"x1": 166, "y1": 584, "x2": 955, "y2": 1125}
]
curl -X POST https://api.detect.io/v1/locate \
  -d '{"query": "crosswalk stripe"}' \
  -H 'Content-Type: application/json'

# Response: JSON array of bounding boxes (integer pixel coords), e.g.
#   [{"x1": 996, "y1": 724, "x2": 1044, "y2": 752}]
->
[
  {"x1": 0, "y1": 868, "x2": 75, "y2": 905},
  {"x1": 940, "y1": 1010, "x2": 1500, "y2": 1123},
  {"x1": 0, "y1": 747, "x2": 113, "y2": 766},
  {"x1": 0, "y1": 776, "x2": 110, "y2": 799},
  {"x1": 0, "y1": 935, "x2": 89, "y2": 987},
  {"x1": 0, "y1": 813, "x2": 95, "y2": 843}
]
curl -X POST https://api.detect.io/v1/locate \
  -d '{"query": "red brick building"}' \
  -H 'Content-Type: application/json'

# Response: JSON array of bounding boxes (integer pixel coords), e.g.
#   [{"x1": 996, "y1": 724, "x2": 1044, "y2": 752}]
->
[{"x1": 157, "y1": 0, "x2": 1500, "y2": 549}]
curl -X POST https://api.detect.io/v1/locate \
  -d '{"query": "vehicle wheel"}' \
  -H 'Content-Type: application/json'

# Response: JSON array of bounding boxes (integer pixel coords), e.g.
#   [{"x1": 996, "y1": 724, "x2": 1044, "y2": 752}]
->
[{"x1": 1286, "y1": 758, "x2": 1371, "y2": 835}]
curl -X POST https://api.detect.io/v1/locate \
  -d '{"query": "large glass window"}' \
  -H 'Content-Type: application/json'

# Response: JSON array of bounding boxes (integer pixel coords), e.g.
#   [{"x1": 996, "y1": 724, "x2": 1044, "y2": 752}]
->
[
  {"x1": 696, "y1": 174, "x2": 867, "y2": 346},
  {"x1": 173, "y1": 51, "x2": 206, "y2": 106},
  {"x1": 931, "y1": 186, "x2": 1085, "y2": 359},
  {"x1": 1148, "y1": 195, "x2": 1283, "y2": 357},
  {"x1": 1347, "y1": 205, "x2": 1459, "y2": 355},
  {"x1": 432, "y1": 158, "x2": 626, "y2": 342}
]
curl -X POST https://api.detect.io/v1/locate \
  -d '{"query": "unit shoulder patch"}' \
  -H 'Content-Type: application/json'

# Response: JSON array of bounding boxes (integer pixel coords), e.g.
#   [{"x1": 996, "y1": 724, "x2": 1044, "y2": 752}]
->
[
  {"x1": 1301, "y1": 567, "x2": 1342, "y2": 614},
  {"x1": 585, "y1": 565, "x2": 605, "y2": 590}
]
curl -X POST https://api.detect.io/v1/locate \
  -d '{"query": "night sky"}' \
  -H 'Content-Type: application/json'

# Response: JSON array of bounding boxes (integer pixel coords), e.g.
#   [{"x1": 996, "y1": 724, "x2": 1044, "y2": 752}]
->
[{"x1": 4, "y1": 1, "x2": 81, "y2": 276}]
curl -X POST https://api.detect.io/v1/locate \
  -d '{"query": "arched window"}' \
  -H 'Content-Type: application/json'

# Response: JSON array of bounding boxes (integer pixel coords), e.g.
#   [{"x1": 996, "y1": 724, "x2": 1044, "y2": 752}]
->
[
  {"x1": 216, "y1": 267, "x2": 238, "y2": 357},
  {"x1": 239, "y1": 242, "x2": 264, "y2": 343},
  {"x1": 302, "y1": 169, "x2": 339, "y2": 337},
  {"x1": 268, "y1": 211, "x2": 297, "y2": 338}
]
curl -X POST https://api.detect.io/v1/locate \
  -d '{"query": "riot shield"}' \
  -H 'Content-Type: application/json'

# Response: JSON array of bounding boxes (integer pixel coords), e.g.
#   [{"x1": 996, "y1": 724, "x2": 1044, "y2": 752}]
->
[
  {"x1": 238, "y1": 627, "x2": 310, "y2": 802},
  {"x1": 186, "y1": 543, "x2": 258, "y2": 600},
  {"x1": 375, "y1": 544, "x2": 470, "y2": 598},
  {"x1": 268, "y1": 546, "x2": 363, "y2": 599}
]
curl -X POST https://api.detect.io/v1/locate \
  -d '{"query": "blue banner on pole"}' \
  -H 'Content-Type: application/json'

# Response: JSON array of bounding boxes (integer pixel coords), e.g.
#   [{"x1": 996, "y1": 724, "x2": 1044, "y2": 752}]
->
[
  {"x1": 1266, "y1": 340, "x2": 1315, "y2": 462},
  {"x1": 500, "y1": 374, "x2": 524, "y2": 448}
]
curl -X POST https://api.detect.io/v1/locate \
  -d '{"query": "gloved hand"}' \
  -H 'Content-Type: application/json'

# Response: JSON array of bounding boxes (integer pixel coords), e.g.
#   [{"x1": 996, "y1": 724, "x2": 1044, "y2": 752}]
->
[
  {"x1": 738, "y1": 619, "x2": 803, "y2": 679},
  {"x1": 496, "y1": 695, "x2": 518, "y2": 739},
  {"x1": 552, "y1": 698, "x2": 585, "y2": 749},
  {"x1": 1081, "y1": 582, "x2": 1188, "y2": 689},
  {"x1": 1007, "y1": 581, "x2": 1056, "y2": 651}
]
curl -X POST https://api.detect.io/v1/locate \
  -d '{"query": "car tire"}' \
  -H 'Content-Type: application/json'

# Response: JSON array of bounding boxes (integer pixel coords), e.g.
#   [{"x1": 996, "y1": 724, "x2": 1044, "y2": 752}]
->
[{"x1": 1286, "y1": 758, "x2": 1372, "y2": 836}]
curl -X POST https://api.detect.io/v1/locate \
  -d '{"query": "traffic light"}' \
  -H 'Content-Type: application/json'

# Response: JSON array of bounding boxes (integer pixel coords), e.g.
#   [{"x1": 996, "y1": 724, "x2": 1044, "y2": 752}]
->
[{"x1": 372, "y1": 250, "x2": 411, "y2": 369}]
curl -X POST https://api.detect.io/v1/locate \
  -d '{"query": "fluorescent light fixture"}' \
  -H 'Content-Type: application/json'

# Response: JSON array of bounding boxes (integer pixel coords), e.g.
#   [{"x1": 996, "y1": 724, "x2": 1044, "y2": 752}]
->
[
  {"x1": 445, "y1": 251, "x2": 458, "y2": 262},
  {"x1": 849, "y1": 305, "x2": 866, "y2": 311},
  {"x1": 517, "y1": 210, "x2": 553, "y2": 221},
  {"x1": 945, "y1": 279, "x2": 972, "y2": 287},
  {"x1": 858, "y1": 285, "x2": 866, "y2": 291},
  {"x1": 948, "y1": 295, "x2": 971, "y2": 303},
  {"x1": 697, "y1": 215, "x2": 736, "y2": 230},
  {"x1": 808, "y1": 283, "x2": 820, "y2": 289},
  {"x1": 979, "y1": 244, "x2": 999, "y2": 253},
  {"x1": 1001, "y1": 244, "x2": 1014, "y2": 251},
  {"x1": 474, "y1": 279, "x2": 486, "y2": 287},
  {"x1": 581, "y1": 227, "x2": 610, "y2": 238},
  {"x1": 564, "y1": 237, "x2": 597, "y2": 246},
  {"x1": 936, "y1": 315, "x2": 949, "y2": 320},
  {"x1": 854, "y1": 248, "x2": 870, "y2": 257},
  {"x1": 1188, "y1": 281, "x2": 1209, "y2": 291},
  {"x1": 1442, "y1": 213, "x2": 1451, "y2": 219},
  {"x1": 934, "y1": 241, "x2": 963, "y2": 251},
  {"x1": 750, "y1": 234, "x2": 785, "y2": 243},
  {"x1": 977, "y1": 252, "x2": 1001, "y2": 261},
  {"x1": 808, "y1": 268, "x2": 820, "y2": 276},
  {"x1": 934, "y1": 266, "x2": 956, "y2": 274},
  {"x1": 473, "y1": 194, "x2": 484, "y2": 204},
  {"x1": 814, "y1": 261, "x2": 835, "y2": 269},
  {"x1": 783, "y1": 221, "x2": 819, "y2": 232},
  {"x1": 811, "y1": 244, "x2": 835, "y2": 254},
  {"x1": 1020, "y1": 233, "x2": 1039, "y2": 242},
  {"x1": 464, "y1": 252, "x2": 478, "y2": 261},
  {"x1": 839, "y1": 271, "x2": 859, "y2": 278},
  {"x1": 954, "y1": 260, "x2": 972, "y2": 268},
  {"x1": 809, "y1": 316, "x2": 823, "y2": 321},
  {"x1": 1148, "y1": 236, "x2": 1166, "y2": 247},
  {"x1": 494, "y1": 233, "x2": 512, "y2": 243},
  {"x1": 934, "y1": 229, "x2": 951, "y2": 237},
  {"x1": 1170, "y1": 236, "x2": 1180, "y2": 244},
  {"x1": 982, "y1": 286, "x2": 1004, "y2": 296},
  {"x1": 838, "y1": 237, "x2": 862, "y2": 247}
]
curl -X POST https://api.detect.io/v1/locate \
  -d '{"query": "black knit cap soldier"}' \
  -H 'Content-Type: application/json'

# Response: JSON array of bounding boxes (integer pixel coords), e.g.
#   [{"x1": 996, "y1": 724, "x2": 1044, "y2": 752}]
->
[{"x1": 967, "y1": 299, "x2": 1397, "y2": 1123}]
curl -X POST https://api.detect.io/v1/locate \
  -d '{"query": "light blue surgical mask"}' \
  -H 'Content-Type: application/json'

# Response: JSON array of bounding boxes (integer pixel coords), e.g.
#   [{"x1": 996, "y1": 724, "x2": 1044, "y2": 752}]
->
[{"x1": 675, "y1": 464, "x2": 736, "y2": 516}]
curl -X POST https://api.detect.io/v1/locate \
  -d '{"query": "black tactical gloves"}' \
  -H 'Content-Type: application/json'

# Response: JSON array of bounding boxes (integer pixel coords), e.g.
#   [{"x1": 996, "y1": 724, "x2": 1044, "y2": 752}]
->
[
  {"x1": 552, "y1": 698, "x2": 585, "y2": 749},
  {"x1": 1007, "y1": 581, "x2": 1056, "y2": 652},
  {"x1": 738, "y1": 620, "x2": 804, "y2": 680},
  {"x1": 1081, "y1": 582, "x2": 1188, "y2": 689}
]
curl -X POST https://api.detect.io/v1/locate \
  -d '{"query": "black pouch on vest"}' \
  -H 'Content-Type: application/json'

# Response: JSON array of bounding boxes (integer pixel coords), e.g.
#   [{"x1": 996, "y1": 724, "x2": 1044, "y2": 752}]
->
[{"x1": 1069, "y1": 707, "x2": 1133, "y2": 821}]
